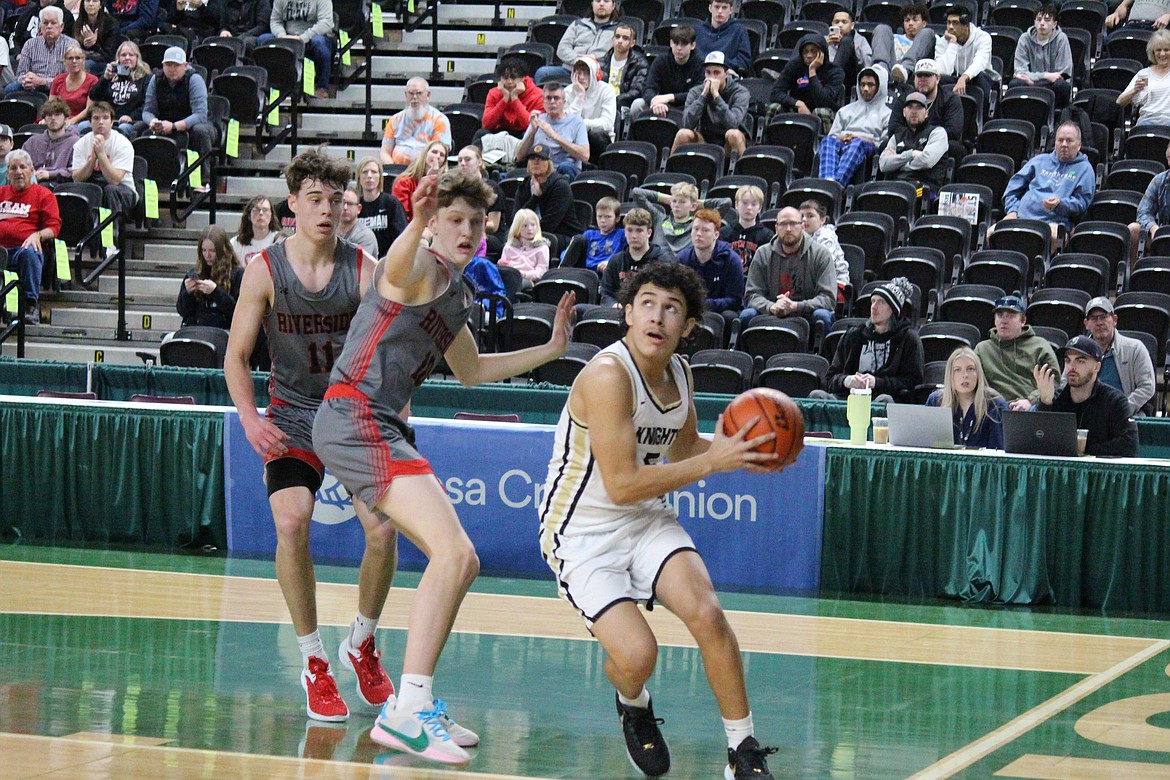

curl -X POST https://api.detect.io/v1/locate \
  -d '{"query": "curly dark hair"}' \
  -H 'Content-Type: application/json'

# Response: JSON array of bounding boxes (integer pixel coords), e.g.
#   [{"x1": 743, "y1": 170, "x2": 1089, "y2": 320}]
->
[
  {"x1": 284, "y1": 146, "x2": 351, "y2": 196},
  {"x1": 617, "y1": 262, "x2": 707, "y2": 327}
]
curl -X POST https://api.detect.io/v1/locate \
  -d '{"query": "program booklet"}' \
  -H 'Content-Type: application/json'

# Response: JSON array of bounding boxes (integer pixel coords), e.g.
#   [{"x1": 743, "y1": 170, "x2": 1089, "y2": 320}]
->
[{"x1": 938, "y1": 191, "x2": 980, "y2": 225}]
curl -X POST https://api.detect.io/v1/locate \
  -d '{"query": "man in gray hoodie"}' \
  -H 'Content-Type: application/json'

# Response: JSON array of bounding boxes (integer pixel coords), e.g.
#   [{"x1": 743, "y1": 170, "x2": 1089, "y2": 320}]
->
[
  {"x1": 672, "y1": 50, "x2": 749, "y2": 157},
  {"x1": 536, "y1": 0, "x2": 620, "y2": 84},
  {"x1": 1009, "y1": 4, "x2": 1074, "y2": 108},
  {"x1": 817, "y1": 66, "x2": 891, "y2": 185},
  {"x1": 264, "y1": 0, "x2": 334, "y2": 98}
]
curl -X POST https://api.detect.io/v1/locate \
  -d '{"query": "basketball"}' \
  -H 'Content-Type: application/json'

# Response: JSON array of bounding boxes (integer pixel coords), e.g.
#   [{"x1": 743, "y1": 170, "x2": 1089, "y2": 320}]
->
[{"x1": 721, "y1": 388, "x2": 805, "y2": 470}]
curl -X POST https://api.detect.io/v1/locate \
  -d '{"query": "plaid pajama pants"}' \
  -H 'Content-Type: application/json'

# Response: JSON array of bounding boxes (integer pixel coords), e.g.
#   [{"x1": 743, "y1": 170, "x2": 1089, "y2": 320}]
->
[{"x1": 817, "y1": 136, "x2": 876, "y2": 186}]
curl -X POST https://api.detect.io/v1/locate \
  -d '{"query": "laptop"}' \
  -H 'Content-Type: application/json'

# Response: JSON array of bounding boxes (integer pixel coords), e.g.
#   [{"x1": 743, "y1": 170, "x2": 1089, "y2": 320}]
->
[
  {"x1": 1001, "y1": 410, "x2": 1079, "y2": 457},
  {"x1": 887, "y1": 404, "x2": 959, "y2": 449}
]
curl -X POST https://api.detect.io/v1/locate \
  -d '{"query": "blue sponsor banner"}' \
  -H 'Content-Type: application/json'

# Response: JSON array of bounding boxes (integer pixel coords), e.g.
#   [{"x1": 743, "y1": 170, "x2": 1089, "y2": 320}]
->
[{"x1": 224, "y1": 411, "x2": 825, "y2": 592}]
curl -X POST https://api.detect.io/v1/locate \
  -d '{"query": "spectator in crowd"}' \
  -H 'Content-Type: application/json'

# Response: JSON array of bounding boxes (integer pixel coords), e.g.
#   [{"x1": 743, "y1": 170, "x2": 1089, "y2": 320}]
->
[
  {"x1": 993, "y1": 121, "x2": 1095, "y2": 248},
  {"x1": 514, "y1": 81, "x2": 589, "y2": 180},
  {"x1": 874, "y1": 2, "x2": 936, "y2": 85},
  {"x1": 1118, "y1": 30, "x2": 1170, "y2": 126},
  {"x1": 694, "y1": 0, "x2": 752, "y2": 76},
  {"x1": 0, "y1": 125, "x2": 13, "y2": 186},
  {"x1": 536, "y1": 0, "x2": 620, "y2": 84},
  {"x1": 513, "y1": 143, "x2": 585, "y2": 250},
  {"x1": 673, "y1": 51, "x2": 749, "y2": 158},
  {"x1": 814, "y1": 277, "x2": 923, "y2": 403},
  {"x1": 230, "y1": 194, "x2": 282, "y2": 265},
  {"x1": 1129, "y1": 140, "x2": 1170, "y2": 261},
  {"x1": 1083, "y1": 296, "x2": 1156, "y2": 416},
  {"x1": 631, "y1": 180, "x2": 732, "y2": 257},
  {"x1": 720, "y1": 185, "x2": 770, "y2": 273},
  {"x1": 137, "y1": 46, "x2": 215, "y2": 191},
  {"x1": 354, "y1": 156, "x2": 407, "y2": 257},
  {"x1": 89, "y1": 40, "x2": 152, "y2": 137},
  {"x1": 177, "y1": 224, "x2": 243, "y2": 329},
  {"x1": 677, "y1": 208, "x2": 744, "y2": 332},
  {"x1": 109, "y1": 0, "x2": 159, "y2": 43},
  {"x1": 7, "y1": 6, "x2": 79, "y2": 97},
  {"x1": 380, "y1": 77, "x2": 451, "y2": 166},
  {"x1": 926, "y1": 346, "x2": 1010, "y2": 449},
  {"x1": 72, "y1": 100, "x2": 138, "y2": 235},
  {"x1": 479, "y1": 54, "x2": 544, "y2": 142},
  {"x1": 741, "y1": 205, "x2": 836, "y2": 336},
  {"x1": 800, "y1": 199, "x2": 849, "y2": 306},
  {"x1": 768, "y1": 34, "x2": 845, "y2": 131},
  {"x1": 499, "y1": 207, "x2": 550, "y2": 290},
  {"x1": 338, "y1": 185, "x2": 378, "y2": 257},
  {"x1": 162, "y1": 0, "x2": 224, "y2": 47},
  {"x1": 391, "y1": 140, "x2": 449, "y2": 223},
  {"x1": 263, "y1": 0, "x2": 334, "y2": 99},
  {"x1": 583, "y1": 195, "x2": 626, "y2": 273},
  {"x1": 598, "y1": 22, "x2": 648, "y2": 121},
  {"x1": 219, "y1": 0, "x2": 271, "y2": 56},
  {"x1": 51, "y1": 43, "x2": 97, "y2": 125},
  {"x1": 887, "y1": 58, "x2": 965, "y2": 162},
  {"x1": 566, "y1": 56, "x2": 616, "y2": 163},
  {"x1": 975, "y1": 292, "x2": 1060, "y2": 410},
  {"x1": 26, "y1": 97, "x2": 78, "y2": 185},
  {"x1": 936, "y1": 8, "x2": 995, "y2": 101},
  {"x1": 1010, "y1": 4, "x2": 1074, "y2": 109},
  {"x1": 73, "y1": 0, "x2": 120, "y2": 75},
  {"x1": 817, "y1": 66, "x2": 891, "y2": 186},
  {"x1": 455, "y1": 145, "x2": 505, "y2": 260},
  {"x1": 1034, "y1": 335, "x2": 1139, "y2": 457},
  {"x1": 629, "y1": 24, "x2": 702, "y2": 121},
  {"x1": 0, "y1": 149, "x2": 62, "y2": 324},
  {"x1": 1108, "y1": 0, "x2": 1170, "y2": 36},
  {"x1": 827, "y1": 7, "x2": 873, "y2": 89},
  {"x1": 15, "y1": 1, "x2": 77, "y2": 52},
  {"x1": 598, "y1": 206, "x2": 676, "y2": 306},
  {"x1": 878, "y1": 90, "x2": 949, "y2": 201}
]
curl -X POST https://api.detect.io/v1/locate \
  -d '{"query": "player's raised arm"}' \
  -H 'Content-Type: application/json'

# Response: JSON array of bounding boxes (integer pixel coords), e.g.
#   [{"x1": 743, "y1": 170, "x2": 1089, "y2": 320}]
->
[{"x1": 381, "y1": 174, "x2": 439, "y2": 290}]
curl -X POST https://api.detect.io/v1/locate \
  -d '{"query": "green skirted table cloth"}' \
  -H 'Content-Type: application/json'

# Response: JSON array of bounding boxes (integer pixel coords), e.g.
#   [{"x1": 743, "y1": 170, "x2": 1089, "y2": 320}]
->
[{"x1": 820, "y1": 443, "x2": 1170, "y2": 611}]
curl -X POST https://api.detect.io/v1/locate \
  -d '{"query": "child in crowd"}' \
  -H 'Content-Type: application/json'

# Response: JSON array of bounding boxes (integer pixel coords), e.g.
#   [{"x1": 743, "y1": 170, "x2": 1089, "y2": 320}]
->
[
  {"x1": 800, "y1": 199, "x2": 849, "y2": 305},
  {"x1": 720, "y1": 185, "x2": 771, "y2": 273},
  {"x1": 583, "y1": 196, "x2": 627, "y2": 273},
  {"x1": 631, "y1": 181, "x2": 732, "y2": 256},
  {"x1": 499, "y1": 208, "x2": 550, "y2": 290}
]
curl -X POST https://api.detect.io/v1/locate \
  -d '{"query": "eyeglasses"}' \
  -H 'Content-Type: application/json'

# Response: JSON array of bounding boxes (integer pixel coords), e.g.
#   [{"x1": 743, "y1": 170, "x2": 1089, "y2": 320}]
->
[
  {"x1": 1086, "y1": 313, "x2": 1112, "y2": 322},
  {"x1": 777, "y1": 221, "x2": 802, "y2": 228},
  {"x1": 251, "y1": 207, "x2": 271, "y2": 214}
]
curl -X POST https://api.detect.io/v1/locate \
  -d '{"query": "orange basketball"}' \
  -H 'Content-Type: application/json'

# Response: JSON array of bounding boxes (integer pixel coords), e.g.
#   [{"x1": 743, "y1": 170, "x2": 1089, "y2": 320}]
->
[{"x1": 721, "y1": 388, "x2": 805, "y2": 471}]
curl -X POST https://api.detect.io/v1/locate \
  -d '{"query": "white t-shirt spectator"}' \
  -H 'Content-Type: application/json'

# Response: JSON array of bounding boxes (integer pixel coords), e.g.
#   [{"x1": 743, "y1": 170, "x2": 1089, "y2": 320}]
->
[
  {"x1": 70, "y1": 128, "x2": 134, "y2": 190},
  {"x1": 230, "y1": 232, "x2": 279, "y2": 266}
]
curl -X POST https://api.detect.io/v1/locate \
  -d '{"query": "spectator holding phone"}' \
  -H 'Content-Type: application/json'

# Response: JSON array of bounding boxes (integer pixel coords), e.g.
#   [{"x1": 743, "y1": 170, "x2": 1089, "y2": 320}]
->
[
  {"x1": 177, "y1": 224, "x2": 244, "y2": 329},
  {"x1": 88, "y1": 41, "x2": 152, "y2": 137}
]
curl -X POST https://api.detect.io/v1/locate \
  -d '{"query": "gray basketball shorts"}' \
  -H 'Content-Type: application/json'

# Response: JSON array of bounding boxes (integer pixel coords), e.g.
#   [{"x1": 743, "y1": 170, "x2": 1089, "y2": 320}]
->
[
  {"x1": 264, "y1": 402, "x2": 322, "y2": 473},
  {"x1": 312, "y1": 386, "x2": 434, "y2": 510}
]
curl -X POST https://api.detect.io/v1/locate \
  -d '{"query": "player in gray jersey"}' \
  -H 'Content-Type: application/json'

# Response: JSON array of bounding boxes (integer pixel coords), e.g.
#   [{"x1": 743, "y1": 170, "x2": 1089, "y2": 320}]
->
[
  {"x1": 540, "y1": 263, "x2": 779, "y2": 780},
  {"x1": 312, "y1": 169, "x2": 574, "y2": 764},
  {"x1": 224, "y1": 148, "x2": 477, "y2": 736}
]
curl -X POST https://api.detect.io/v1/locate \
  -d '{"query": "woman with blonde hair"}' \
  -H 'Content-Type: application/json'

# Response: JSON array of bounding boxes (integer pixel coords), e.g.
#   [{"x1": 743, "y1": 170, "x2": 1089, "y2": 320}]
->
[
  {"x1": 89, "y1": 40, "x2": 153, "y2": 137},
  {"x1": 499, "y1": 208, "x2": 549, "y2": 289},
  {"x1": 51, "y1": 44, "x2": 98, "y2": 125},
  {"x1": 177, "y1": 225, "x2": 244, "y2": 329},
  {"x1": 925, "y1": 346, "x2": 1010, "y2": 449},
  {"x1": 391, "y1": 140, "x2": 449, "y2": 221},
  {"x1": 1118, "y1": 29, "x2": 1170, "y2": 126},
  {"x1": 355, "y1": 155, "x2": 407, "y2": 256}
]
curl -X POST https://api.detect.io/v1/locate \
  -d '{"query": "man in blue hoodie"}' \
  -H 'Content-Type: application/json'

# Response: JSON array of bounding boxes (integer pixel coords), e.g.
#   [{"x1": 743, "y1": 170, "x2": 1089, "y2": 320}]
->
[
  {"x1": 694, "y1": 0, "x2": 752, "y2": 75},
  {"x1": 995, "y1": 121, "x2": 1096, "y2": 249},
  {"x1": 677, "y1": 208, "x2": 744, "y2": 333}
]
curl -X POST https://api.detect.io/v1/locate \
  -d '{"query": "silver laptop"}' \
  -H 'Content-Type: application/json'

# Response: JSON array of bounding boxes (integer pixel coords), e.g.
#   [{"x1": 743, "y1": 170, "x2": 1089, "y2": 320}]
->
[
  {"x1": 887, "y1": 404, "x2": 959, "y2": 449},
  {"x1": 1001, "y1": 410, "x2": 1079, "y2": 457}
]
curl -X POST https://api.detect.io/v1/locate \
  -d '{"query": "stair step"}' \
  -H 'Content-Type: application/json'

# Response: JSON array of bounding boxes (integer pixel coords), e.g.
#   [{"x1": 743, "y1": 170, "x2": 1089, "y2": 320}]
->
[
  {"x1": 98, "y1": 275, "x2": 176, "y2": 297},
  {"x1": 2, "y1": 340, "x2": 158, "y2": 365},
  {"x1": 51, "y1": 307, "x2": 182, "y2": 333}
]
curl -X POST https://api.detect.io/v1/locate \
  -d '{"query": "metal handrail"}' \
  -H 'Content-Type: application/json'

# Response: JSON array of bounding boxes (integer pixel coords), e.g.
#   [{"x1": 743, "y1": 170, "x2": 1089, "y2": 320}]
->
[
  {"x1": 0, "y1": 275, "x2": 26, "y2": 357},
  {"x1": 400, "y1": 0, "x2": 440, "y2": 81},
  {"x1": 170, "y1": 145, "x2": 220, "y2": 225},
  {"x1": 77, "y1": 208, "x2": 129, "y2": 341},
  {"x1": 258, "y1": 87, "x2": 297, "y2": 156}
]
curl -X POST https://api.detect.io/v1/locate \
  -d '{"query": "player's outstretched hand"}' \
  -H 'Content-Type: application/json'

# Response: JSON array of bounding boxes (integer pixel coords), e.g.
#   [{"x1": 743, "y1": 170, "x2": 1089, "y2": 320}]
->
[
  {"x1": 549, "y1": 291, "x2": 576, "y2": 353},
  {"x1": 243, "y1": 415, "x2": 290, "y2": 459},
  {"x1": 708, "y1": 413, "x2": 778, "y2": 474},
  {"x1": 412, "y1": 173, "x2": 440, "y2": 226}
]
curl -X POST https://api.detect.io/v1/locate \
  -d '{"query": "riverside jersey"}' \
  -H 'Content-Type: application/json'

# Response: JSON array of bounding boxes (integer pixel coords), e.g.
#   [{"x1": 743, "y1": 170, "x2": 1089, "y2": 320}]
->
[
  {"x1": 262, "y1": 240, "x2": 363, "y2": 409},
  {"x1": 325, "y1": 250, "x2": 474, "y2": 415},
  {"x1": 539, "y1": 339, "x2": 693, "y2": 538}
]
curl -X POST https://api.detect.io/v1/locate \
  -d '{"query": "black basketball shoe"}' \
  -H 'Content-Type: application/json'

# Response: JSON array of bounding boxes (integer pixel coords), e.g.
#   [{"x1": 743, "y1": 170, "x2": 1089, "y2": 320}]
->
[
  {"x1": 616, "y1": 692, "x2": 670, "y2": 777},
  {"x1": 725, "y1": 736, "x2": 778, "y2": 779}
]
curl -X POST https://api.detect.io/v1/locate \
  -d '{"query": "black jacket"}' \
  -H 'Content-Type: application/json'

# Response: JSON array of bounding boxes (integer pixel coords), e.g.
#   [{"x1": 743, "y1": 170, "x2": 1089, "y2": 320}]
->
[
  {"x1": 642, "y1": 50, "x2": 704, "y2": 106},
  {"x1": 888, "y1": 87, "x2": 964, "y2": 142},
  {"x1": 220, "y1": 0, "x2": 271, "y2": 37},
  {"x1": 599, "y1": 45, "x2": 650, "y2": 109},
  {"x1": 825, "y1": 318, "x2": 924, "y2": 400},
  {"x1": 600, "y1": 243, "x2": 676, "y2": 304},
  {"x1": 177, "y1": 265, "x2": 244, "y2": 329},
  {"x1": 515, "y1": 171, "x2": 584, "y2": 241},
  {"x1": 769, "y1": 33, "x2": 846, "y2": 111},
  {"x1": 1039, "y1": 380, "x2": 1139, "y2": 457}
]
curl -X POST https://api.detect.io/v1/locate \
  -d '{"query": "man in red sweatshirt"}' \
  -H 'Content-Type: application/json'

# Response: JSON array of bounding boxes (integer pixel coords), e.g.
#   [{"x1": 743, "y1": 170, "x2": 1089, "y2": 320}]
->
[
  {"x1": 482, "y1": 54, "x2": 544, "y2": 137},
  {"x1": 0, "y1": 149, "x2": 60, "y2": 324}
]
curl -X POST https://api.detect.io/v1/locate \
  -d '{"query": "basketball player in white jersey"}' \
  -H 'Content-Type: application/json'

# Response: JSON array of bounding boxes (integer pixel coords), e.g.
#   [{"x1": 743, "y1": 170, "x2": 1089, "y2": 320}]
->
[{"x1": 539, "y1": 263, "x2": 778, "y2": 780}]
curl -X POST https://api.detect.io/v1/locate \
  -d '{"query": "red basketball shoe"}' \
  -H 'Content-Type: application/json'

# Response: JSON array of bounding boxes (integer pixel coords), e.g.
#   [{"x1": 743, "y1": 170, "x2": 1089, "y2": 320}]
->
[
  {"x1": 301, "y1": 656, "x2": 349, "y2": 722},
  {"x1": 339, "y1": 634, "x2": 395, "y2": 706}
]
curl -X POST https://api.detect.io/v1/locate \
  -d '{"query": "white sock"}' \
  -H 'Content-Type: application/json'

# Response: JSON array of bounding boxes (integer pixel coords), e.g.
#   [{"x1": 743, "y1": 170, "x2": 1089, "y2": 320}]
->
[
  {"x1": 396, "y1": 673, "x2": 434, "y2": 712},
  {"x1": 617, "y1": 687, "x2": 651, "y2": 709},
  {"x1": 723, "y1": 712, "x2": 754, "y2": 750},
  {"x1": 297, "y1": 630, "x2": 326, "y2": 666},
  {"x1": 350, "y1": 612, "x2": 378, "y2": 647}
]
